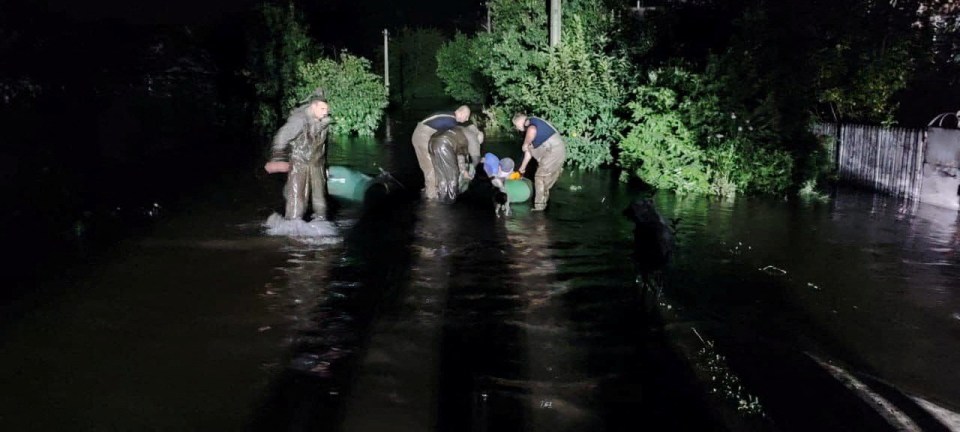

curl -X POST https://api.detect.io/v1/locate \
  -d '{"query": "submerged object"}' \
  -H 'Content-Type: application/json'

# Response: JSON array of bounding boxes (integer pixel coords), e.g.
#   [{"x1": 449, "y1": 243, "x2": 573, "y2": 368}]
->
[
  {"x1": 504, "y1": 177, "x2": 533, "y2": 203},
  {"x1": 326, "y1": 165, "x2": 374, "y2": 202}
]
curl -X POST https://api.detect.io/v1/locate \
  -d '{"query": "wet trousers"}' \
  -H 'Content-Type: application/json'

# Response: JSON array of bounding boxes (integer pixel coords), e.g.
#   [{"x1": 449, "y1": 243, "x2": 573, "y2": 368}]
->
[
  {"x1": 530, "y1": 134, "x2": 566, "y2": 211},
  {"x1": 429, "y1": 137, "x2": 463, "y2": 203},
  {"x1": 284, "y1": 161, "x2": 328, "y2": 220},
  {"x1": 412, "y1": 123, "x2": 438, "y2": 199}
]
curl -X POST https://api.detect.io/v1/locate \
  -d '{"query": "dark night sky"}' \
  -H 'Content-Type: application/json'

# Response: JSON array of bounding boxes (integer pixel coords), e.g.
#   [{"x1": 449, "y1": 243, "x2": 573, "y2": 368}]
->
[
  {"x1": 0, "y1": 0, "x2": 485, "y2": 95},
  {"x1": 33, "y1": 0, "x2": 485, "y2": 53}
]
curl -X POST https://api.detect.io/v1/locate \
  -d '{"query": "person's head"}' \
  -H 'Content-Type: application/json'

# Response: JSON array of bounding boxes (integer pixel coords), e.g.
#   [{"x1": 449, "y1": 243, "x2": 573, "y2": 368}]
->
[
  {"x1": 454, "y1": 105, "x2": 471, "y2": 123},
  {"x1": 499, "y1": 157, "x2": 515, "y2": 173},
  {"x1": 483, "y1": 153, "x2": 500, "y2": 177},
  {"x1": 511, "y1": 113, "x2": 528, "y2": 132},
  {"x1": 308, "y1": 100, "x2": 330, "y2": 119}
]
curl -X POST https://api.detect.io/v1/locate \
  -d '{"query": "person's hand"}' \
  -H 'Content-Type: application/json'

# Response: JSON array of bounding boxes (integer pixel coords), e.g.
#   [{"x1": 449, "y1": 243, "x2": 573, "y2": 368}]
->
[{"x1": 264, "y1": 161, "x2": 291, "y2": 173}]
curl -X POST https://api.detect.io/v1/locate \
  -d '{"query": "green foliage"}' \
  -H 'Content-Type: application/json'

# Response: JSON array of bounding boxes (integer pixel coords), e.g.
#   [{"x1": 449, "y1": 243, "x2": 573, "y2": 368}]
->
[
  {"x1": 288, "y1": 52, "x2": 388, "y2": 136},
  {"x1": 816, "y1": 34, "x2": 915, "y2": 125},
  {"x1": 248, "y1": 2, "x2": 316, "y2": 136},
  {"x1": 471, "y1": 0, "x2": 627, "y2": 169},
  {"x1": 617, "y1": 87, "x2": 711, "y2": 195},
  {"x1": 716, "y1": 0, "x2": 924, "y2": 127},
  {"x1": 730, "y1": 142, "x2": 793, "y2": 196},
  {"x1": 799, "y1": 179, "x2": 831, "y2": 202},
  {"x1": 618, "y1": 68, "x2": 794, "y2": 196},
  {"x1": 436, "y1": 32, "x2": 488, "y2": 104}
]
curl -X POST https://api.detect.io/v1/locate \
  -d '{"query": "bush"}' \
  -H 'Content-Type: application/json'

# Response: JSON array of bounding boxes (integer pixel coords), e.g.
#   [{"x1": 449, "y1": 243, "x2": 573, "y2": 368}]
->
[
  {"x1": 484, "y1": 12, "x2": 627, "y2": 169},
  {"x1": 617, "y1": 87, "x2": 711, "y2": 194},
  {"x1": 288, "y1": 52, "x2": 388, "y2": 136},
  {"x1": 436, "y1": 32, "x2": 488, "y2": 105}
]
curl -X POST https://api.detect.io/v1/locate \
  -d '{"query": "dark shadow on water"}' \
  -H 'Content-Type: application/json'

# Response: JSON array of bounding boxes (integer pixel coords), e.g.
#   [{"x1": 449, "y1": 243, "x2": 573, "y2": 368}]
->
[
  {"x1": 436, "y1": 186, "x2": 528, "y2": 431},
  {"x1": 250, "y1": 171, "x2": 422, "y2": 430}
]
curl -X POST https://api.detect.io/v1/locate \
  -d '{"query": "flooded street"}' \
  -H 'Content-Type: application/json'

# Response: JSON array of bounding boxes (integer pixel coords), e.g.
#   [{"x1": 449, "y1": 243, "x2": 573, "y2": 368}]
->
[{"x1": 1, "y1": 124, "x2": 959, "y2": 431}]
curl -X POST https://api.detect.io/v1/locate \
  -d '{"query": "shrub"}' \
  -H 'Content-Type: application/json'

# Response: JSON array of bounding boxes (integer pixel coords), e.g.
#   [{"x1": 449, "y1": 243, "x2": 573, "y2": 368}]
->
[
  {"x1": 617, "y1": 87, "x2": 711, "y2": 194},
  {"x1": 436, "y1": 32, "x2": 488, "y2": 105},
  {"x1": 485, "y1": 13, "x2": 627, "y2": 169},
  {"x1": 288, "y1": 52, "x2": 388, "y2": 136}
]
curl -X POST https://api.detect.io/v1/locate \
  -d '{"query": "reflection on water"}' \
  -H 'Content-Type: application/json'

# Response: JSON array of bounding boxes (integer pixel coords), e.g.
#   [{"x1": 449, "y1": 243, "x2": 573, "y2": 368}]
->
[
  {"x1": 659, "y1": 187, "x2": 960, "y2": 413},
  {"x1": 1, "y1": 130, "x2": 959, "y2": 431}
]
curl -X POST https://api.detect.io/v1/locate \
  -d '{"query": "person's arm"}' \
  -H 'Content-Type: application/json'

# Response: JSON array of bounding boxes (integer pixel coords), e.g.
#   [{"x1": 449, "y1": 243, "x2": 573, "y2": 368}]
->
[
  {"x1": 517, "y1": 125, "x2": 537, "y2": 174},
  {"x1": 457, "y1": 154, "x2": 472, "y2": 179},
  {"x1": 264, "y1": 116, "x2": 304, "y2": 173}
]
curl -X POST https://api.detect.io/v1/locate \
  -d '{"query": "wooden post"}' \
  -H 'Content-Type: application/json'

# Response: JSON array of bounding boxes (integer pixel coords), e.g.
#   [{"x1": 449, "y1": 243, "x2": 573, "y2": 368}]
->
[
  {"x1": 549, "y1": 0, "x2": 561, "y2": 47},
  {"x1": 383, "y1": 29, "x2": 390, "y2": 93}
]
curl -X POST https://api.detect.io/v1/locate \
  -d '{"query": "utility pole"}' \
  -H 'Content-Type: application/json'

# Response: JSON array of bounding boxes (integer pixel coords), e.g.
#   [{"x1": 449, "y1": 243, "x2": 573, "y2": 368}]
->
[
  {"x1": 485, "y1": 2, "x2": 491, "y2": 33},
  {"x1": 382, "y1": 29, "x2": 390, "y2": 94},
  {"x1": 549, "y1": 0, "x2": 561, "y2": 47}
]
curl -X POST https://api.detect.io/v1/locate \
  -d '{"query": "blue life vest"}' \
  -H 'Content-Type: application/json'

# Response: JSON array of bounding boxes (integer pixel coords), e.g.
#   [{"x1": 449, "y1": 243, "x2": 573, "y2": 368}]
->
[
  {"x1": 421, "y1": 112, "x2": 459, "y2": 131},
  {"x1": 526, "y1": 117, "x2": 559, "y2": 148}
]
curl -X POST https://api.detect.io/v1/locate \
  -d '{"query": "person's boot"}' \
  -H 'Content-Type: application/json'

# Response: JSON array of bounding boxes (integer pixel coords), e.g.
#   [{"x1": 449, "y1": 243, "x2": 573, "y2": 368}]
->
[
  {"x1": 533, "y1": 178, "x2": 548, "y2": 211},
  {"x1": 310, "y1": 207, "x2": 327, "y2": 221}
]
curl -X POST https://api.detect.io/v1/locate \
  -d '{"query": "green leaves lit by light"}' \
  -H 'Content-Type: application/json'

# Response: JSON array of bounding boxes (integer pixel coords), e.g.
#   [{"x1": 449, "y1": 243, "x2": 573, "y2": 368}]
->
[{"x1": 289, "y1": 53, "x2": 388, "y2": 136}]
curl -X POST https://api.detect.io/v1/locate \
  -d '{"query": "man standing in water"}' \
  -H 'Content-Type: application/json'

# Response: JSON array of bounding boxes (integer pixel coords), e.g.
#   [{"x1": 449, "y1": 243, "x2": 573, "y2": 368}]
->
[
  {"x1": 412, "y1": 106, "x2": 471, "y2": 199},
  {"x1": 429, "y1": 124, "x2": 484, "y2": 203},
  {"x1": 264, "y1": 89, "x2": 333, "y2": 221},
  {"x1": 513, "y1": 113, "x2": 567, "y2": 211}
]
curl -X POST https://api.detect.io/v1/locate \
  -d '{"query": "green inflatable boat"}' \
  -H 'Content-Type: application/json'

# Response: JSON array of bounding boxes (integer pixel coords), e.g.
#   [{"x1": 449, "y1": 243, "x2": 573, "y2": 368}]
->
[
  {"x1": 504, "y1": 177, "x2": 533, "y2": 203},
  {"x1": 327, "y1": 165, "x2": 374, "y2": 202},
  {"x1": 327, "y1": 164, "x2": 532, "y2": 204}
]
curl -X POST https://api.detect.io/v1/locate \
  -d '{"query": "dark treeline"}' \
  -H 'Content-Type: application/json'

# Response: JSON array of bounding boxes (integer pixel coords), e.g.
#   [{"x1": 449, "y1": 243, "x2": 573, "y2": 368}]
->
[{"x1": 0, "y1": 1, "x2": 260, "y2": 303}]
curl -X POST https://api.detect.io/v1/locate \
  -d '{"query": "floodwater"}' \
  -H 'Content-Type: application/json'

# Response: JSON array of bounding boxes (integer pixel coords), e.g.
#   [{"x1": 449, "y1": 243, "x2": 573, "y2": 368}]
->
[{"x1": 1, "y1": 122, "x2": 958, "y2": 431}]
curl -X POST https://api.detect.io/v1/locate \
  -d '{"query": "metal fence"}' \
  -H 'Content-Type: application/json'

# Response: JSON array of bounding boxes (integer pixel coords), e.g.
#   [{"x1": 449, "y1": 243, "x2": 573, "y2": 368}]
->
[{"x1": 814, "y1": 122, "x2": 926, "y2": 199}]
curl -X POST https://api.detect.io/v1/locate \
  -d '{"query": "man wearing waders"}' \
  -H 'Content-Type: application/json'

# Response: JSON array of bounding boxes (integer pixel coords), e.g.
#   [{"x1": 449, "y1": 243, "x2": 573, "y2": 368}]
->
[
  {"x1": 412, "y1": 106, "x2": 471, "y2": 199},
  {"x1": 429, "y1": 124, "x2": 484, "y2": 203},
  {"x1": 263, "y1": 89, "x2": 333, "y2": 221},
  {"x1": 513, "y1": 113, "x2": 566, "y2": 211}
]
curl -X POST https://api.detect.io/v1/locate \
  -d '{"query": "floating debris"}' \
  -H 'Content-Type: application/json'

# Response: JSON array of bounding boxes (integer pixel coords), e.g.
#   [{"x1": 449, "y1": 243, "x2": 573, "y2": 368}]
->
[
  {"x1": 759, "y1": 265, "x2": 787, "y2": 275},
  {"x1": 726, "y1": 241, "x2": 750, "y2": 256},
  {"x1": 693, "y1": 332, "x2": 765, "y2": 417},
  {"x1": 807, "y1": 282, "x2": 821, "y2": 290}
]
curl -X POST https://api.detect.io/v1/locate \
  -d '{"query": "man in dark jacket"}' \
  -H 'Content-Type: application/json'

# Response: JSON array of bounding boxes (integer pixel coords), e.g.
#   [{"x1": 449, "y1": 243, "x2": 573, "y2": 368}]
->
[
  {"x1": 264, "y1": 89, "x2": 333, "y2": 220},
  {"x1": 429, "y1": 124, "x2": 483, "y2": 203},
  {"x1": 412, "y1": 106, "x2": 471, "y2": 199}
]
